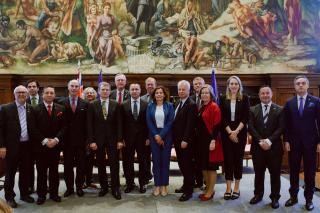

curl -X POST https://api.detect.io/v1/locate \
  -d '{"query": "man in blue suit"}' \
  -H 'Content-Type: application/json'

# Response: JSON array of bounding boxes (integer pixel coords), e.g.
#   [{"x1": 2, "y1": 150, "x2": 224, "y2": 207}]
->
[{"x1": 283, "y1": 75, "x2": 320, "y2": 211}]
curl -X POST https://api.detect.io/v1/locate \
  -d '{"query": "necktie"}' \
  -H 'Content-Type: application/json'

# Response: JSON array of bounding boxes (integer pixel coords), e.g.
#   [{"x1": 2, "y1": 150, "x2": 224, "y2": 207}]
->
[
  {"x1": 196, "y1": 96, "x2": 201, "y2": 110},
  {"x1": 18, "y1": 105, "x2": 28, "y2": 141},
  {"x1": 47, "y1": 105, "x2": 52, "y2": 116},
  {"x1": 299, "y1": 97, "x2": 304, "y2": 116},
  {"x1": 102, "y1": 100, "x2": 107, "y2": 119},
  {"x1": 133, "y1": 100, "x2": 138, "y2": 120},
  {"x1": 175, "y1": 101, "x2": 183, "y2": 117},
  {"x1": 118, "y1": 92, "x2": 122, "y2": 104},
  {"x1": 31, "y1": 96, "x2": 37, "y2": 107},
  {"x1": 71, "y1": 98, "x2": 76, "y2": 113},
  {"x1": 263, "y1": 104, "x2": 269, "y2": 125}
]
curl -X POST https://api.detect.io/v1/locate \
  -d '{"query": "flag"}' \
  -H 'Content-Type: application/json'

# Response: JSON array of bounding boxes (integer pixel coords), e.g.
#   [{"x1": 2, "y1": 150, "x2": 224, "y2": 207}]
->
[
  {"x1": 97, "y1": 68, "x2": 103, "y2": 98},
  {"x1": 211, "y1": 65, "x2": 219, "y2": 104},
  {"x1": 77, "y1": 60, "x2": 83, "y2": 97}
]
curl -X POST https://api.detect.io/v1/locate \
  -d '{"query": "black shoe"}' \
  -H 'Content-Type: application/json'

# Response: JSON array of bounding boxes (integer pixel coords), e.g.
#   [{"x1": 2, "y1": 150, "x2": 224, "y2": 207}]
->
[
  {"x1": 271, "y1": 199, "x2": 280, "y2": 209},
  {"x1": 249, "y1": 195, "x2": 263, "y2": 205},
  {"x1": 112, "y1": 188, "x2": 121, "y2": 200},
  {"x1": 98, "y1": 188, "x2": 109, "y2": 197},
  {"x1": 21, "y1": 195, "x2": 35, "y2": 203},
  {"x1": 63, "y1": 190, "x2": 74, "y2": 197},
  {"x1": 6, "y1": 199, "x2": 17, "y2": 208},
  {"x1": 231, "y1": 191, "x2": 240, "y2": 200},
  {"x1": 76, "y1": 188, "x2": 84, "y2": 197},
  {"x1": 285, "y1": 197, "x2": 298, "y2": 207},
  {"x1": 50, "y1": 195, "x2": 61, "y2": 202},
  {"x1": 179, "y1": 193, "x2": 193, "y2": 202},
  {"x1": 36, "y1": 197, "x2": 46, "y2": 205},
  {"x1": 306, "y1": 202, "x2": 314, "y2": 211},
  {"x1": 175, "y1": 186, "x2": 184, "y2": 193},
  {"x1": 139, "y1": 185, "x2": 147, "y2": 193},
  {"x1": 223, "y1": 191, "x2": 232, "y2": 200},
  {"x1": 124, "y1": 184, "x2": 134, "y2": 193}
]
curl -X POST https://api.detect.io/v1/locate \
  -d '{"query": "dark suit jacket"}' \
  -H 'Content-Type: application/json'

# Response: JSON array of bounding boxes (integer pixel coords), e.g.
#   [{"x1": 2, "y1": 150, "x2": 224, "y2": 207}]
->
[
  {"x1": 249, "y1": 103, "x2": 284, "y2": 154},
  {"x1": 109, "y1": 89, "x2": 130, "y2": 102},
  {"x1": 26, "y1": 96, "x2": 43, "y2": 105},
  {"x1": 87, "y1": 99, "x2": 122, "y2": 147},
  {"x1": 58, "y1": 97, "x2": 89, "y2": 148},
  {"x1": 120, "y1": 98, "x2": 148, "y2": 143},
  {"x1": 172, "y1": 97, "x2": 197, "y2": 145},
  {"x1": 283, "y1": 94, "x2": 320, "y2": 149},
  {"x1": 0, "y1": 102, "x2": 36, "y2": 157},
  {"x1": 146, "y1": 101, "x2": 174, "y2": 142},
  {"x1": 219, "y1": 94, "x2": 250, "y2": 141},
  {"x1": 32, "y1": 103, "x2": 66, "y2": 153}
]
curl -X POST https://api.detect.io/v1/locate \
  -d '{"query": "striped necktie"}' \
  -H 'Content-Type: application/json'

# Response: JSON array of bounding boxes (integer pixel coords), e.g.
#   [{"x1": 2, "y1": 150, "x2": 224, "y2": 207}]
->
[
  {"x1": 18, "y1": 105, "x2": 28, "y2": 141},
  {"x1": 263, "y1": 105, "x2": 269, "y2": 125}
]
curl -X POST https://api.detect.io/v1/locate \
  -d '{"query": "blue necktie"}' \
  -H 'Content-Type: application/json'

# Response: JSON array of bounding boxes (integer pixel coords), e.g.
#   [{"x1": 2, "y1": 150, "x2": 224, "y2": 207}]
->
[{"x1": 298, "y1": 97, "x2": 304, "y2": 116}]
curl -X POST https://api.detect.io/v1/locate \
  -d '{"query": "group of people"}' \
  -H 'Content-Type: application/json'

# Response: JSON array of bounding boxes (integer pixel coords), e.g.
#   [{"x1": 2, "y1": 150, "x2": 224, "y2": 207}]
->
[{"x1": 0, "y1": 74, "x2": 319, "y2": 212}]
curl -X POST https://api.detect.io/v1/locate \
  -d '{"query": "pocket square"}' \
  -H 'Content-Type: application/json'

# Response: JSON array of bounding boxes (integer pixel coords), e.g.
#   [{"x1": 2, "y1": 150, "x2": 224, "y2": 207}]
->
[{"x1": 307, "y1": 102, "x2": 315, "y2": 107}]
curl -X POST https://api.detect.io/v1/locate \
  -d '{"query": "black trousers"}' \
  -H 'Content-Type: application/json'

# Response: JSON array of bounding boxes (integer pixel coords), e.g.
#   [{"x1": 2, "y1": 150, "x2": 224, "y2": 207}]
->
[
  {"x1": 193, "y1": 140, "x2": 203, "y2": 186},
  {"x1": 175, "y1": 143, "x2": 194, "y2": 194},
  {"x1": 122, "y1": 135, "x2": 147, "y2": 186},
  {"x1": 96, "y1": 142, "x2": 120, "y2": 190},
  {"x1": 252, "y1": 148, "x2": 282, "y2": 200},
  {"x1": 63, "y1": 146, "x2": 85, "y2": 190},
  {"x1": 4, "y1": 142, "x2": 32, "y2": 200},
  {"x1": 36, "y1": 148, "x2": 60, "y2": 198},
  {"x1": 289, "y1": 144, "x2": 317, "y2": 201},
  {"x1": 84, "y1": 149, "x2": 95, "y2": 185}
]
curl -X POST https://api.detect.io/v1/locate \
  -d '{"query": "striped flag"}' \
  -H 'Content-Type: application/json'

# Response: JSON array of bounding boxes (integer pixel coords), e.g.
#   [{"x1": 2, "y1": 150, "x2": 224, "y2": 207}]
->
[
  {"x1": 77, "y1": 60, "x2": 83, "y2": 97},
  {"x1": 211, "y1": 64, "x2": 219, "y2": 104}
]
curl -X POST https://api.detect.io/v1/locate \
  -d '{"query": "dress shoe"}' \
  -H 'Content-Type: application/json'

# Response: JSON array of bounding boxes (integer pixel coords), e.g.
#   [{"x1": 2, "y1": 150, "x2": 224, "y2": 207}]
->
[
  {"x1": 76, "y1": 188, "x2": 84, "y2": 197},
  {"x1": 36, "y1": 197, "x2": 46, "y2": 205},
  {"x1": 200, "y1": 192, "x2": 214, "y2": 201},
  {"x1": 305, "y1": 202, "x2": 314, "y2": 211},
  {"x1": 179, "y1": 193, "x2": 192, "y2": 202},
  {"x1": 6, "y1": 199, "x2": 17, "y2": 208},
  {"x1": 285, "y1": 197, "x2": 298, "y2": 207},
  {"x1": 160, "y1": 186, "x2": 168, "y2": 196},
  {"x1": 98, "y1": 188, "x2": 108, "y2": 197},
  {"x1": 231, "y1": 191, "x2": 240, "y2": 200},
  {"x1": 271, "y1": 199, "x2": 280, "y2": 209},
  {"x1": 249, "y1": 195, "x2": 263, "y2": 205},
  {"x1": 21, "y1": 195, "x2": 35, "y2": 203},
  {"x1": 112, "y1": 188, "x2": 121, "y2": 200},
  {"x1": 64, "y1": 190, "x2": 75, "y2": 197},
  {"x1": 153, "y1": 187, "x2": 160, "y2": 196},
  {"x1": 50, "y1": 195, "x2": 61, "y2": 202},
  {"x1": 174, "y1": 186, "x2": 184, "y2": 193},
  {"x1": 124, "y1": 184, "x2": 134, "y2": 193},
  {"x1": 139, "y1": 185, "x2": 147, "y2": 193}
]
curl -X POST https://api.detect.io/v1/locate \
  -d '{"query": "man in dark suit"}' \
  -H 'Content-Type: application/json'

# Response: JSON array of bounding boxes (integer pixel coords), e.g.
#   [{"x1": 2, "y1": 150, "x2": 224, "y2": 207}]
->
[
  {"x1": 26, "y1": 79, "x2": 43, "y2": 194},
  {"x1": 283, "y1": 75, "x2": 320, "y2": 211},
  {"x1": 109, "y1": 73, "x2": 130, "y2": 104},
  {"x1": 121, "y1": 83, "x2": 149, "y2": 193},
  {"x1": 190, "y1": 76, "x2": 205, "y2": 188},
  {"x1": 0, "y1": 85, "x2": 35, "y2": 208},
  {"x1": 58, "y1": 80, "x2": 88, "y2": 198},
  {"x1": 32, "y1": 86, "x2": 66, "y2": 205},
  {"x1": 173, "y1": 80, "x2": 197, "y2": 201},
  {"x1": 141, "y1": 77, "x2": 157, "y2": 181},
  {"x1": 87, "y1": 82, "x2": 123, "y2": 200},
  {"x1": 248, "y1": 86, "x2": 284, "y2": 209}
]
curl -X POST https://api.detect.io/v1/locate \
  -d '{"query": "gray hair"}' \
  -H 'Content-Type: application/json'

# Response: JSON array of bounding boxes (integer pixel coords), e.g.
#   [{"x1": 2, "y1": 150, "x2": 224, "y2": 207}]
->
[
  {"x1": 177, "y1": 80, "x2": 191, "y2": 91},
  {"x1": 83, "y1": 87, "x2": 97, "y2": 99},
  {"x1": 294, "y1": 75, "x2": 309, "y2": 85},
  {"x1": 67, "y1": 79, "x2": 79, "y2": 88},
  {"x1": 13, "y1": 85, "x2": 28, "y2": 94},
  {"x1": 115, "y1": 73, "x2": 126, "y2": 82}
]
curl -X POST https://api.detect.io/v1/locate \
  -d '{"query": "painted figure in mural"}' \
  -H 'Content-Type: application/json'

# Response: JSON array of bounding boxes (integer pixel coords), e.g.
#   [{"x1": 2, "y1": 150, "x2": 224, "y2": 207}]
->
[
  {"x1": 0, "y1": 15, "x2": 18, "y2": 51},
  {"x1": 35, "y1": 0, "x2": 59, "y2": 30},
  {"x1": 89, "y1": 2, "x2": 115, "y2": 66},
  {"x1": 15, "y1": 0, "x2": 39, "y2": 21},
  {"x1": 126, "y1": 0, "x2": 158, "y2": 39},
  {"x1": 112, "y1": 29, "x2": 125, "y2": 58},
  {"x1": 11, "y1": 20, "x2": 49, "y2": 65},
  {"x1": 264, "y1": 0, "x2": 288, "y2": 34},
  {"x1": 178, "y1": 0, "x2": 206, "y2": 36},
  {"x1": 210, "y1": 0, "x2": 231, "y2": 19},
  {"x1": 86, "y1": 4, "x2": 98, "y2": 46},
  {"x1": 182, "y1": 32, "x2": 204, "y2": 70},
  {"x1": 211, "y1": 40, "x2": 225, "y2": 67},
  {"x1": 284, "y1": 0, "x2": 301, "y2": 44},
  {"x1": 154, "y1": 0, "x2": 175, "y2": 33}
]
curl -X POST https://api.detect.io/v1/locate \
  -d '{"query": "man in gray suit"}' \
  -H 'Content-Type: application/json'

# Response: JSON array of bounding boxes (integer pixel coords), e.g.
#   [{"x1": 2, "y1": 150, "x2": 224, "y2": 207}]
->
[{"x1": 248, "y1": 86, "x2": 283, "y2": 209}]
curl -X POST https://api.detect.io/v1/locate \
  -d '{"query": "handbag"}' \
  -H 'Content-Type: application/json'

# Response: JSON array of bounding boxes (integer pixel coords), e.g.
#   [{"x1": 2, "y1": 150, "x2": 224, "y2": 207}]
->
[{"x1": 209, "y1": 136, "x2": 224, "y2": 164}]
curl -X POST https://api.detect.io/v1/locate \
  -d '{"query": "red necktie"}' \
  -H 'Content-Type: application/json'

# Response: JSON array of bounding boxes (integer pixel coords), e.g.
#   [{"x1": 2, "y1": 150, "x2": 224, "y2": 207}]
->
[
  {"x1": 118, "y1": 92, "x2": 122, "y2": 104},
  {"x1": 71, "y1": 98, "x2": 76, "y2": 113},
  {"x1": 47, "y1": 105, "x2": 52, "y2": 116}
]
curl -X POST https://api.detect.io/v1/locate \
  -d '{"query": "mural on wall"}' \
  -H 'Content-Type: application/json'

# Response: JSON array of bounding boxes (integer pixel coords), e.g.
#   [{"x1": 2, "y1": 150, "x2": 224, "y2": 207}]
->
[{"x1": 0, "y1": 0, "x2": 319, "y2": 73}]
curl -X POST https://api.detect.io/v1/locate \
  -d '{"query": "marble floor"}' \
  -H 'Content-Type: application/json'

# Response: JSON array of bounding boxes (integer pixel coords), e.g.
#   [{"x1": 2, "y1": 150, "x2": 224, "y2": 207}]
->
[{"x1": 0, "y1": 161, "x2": 319, "y2": 213}]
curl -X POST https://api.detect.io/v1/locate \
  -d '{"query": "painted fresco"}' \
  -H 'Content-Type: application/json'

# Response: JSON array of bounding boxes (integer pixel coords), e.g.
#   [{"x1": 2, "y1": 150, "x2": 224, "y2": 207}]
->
[{"x1": 0, "y1": 0, "x2": 319, "y2": 74}]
